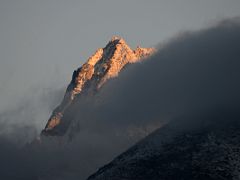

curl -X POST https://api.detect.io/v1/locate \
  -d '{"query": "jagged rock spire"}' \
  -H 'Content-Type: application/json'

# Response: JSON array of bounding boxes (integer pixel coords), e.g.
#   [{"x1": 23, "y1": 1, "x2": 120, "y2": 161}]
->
[{"x1": 42, "y1": 36, "x2": 155, "y2": 135}]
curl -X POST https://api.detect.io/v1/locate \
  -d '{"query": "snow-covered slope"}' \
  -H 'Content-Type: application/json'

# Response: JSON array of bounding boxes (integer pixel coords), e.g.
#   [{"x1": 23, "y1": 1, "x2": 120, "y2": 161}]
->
[{"x1": 87, "y1": 112, "x2": 240, "y2": 180}]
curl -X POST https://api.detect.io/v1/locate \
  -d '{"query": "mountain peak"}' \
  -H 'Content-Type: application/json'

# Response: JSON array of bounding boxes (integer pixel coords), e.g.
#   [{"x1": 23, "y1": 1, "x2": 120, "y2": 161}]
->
[{"x1": 42, "y1": 37, "x2": 155, "y2": 135}]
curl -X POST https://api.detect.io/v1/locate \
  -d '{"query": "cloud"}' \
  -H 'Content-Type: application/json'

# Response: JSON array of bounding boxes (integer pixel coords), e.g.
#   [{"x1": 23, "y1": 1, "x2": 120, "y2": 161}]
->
[
  {"x1": 65, "y1": 17, "x2": 240, "y2": 139},
  {"x1": 0, "y1": 17, "x2": 240, "y2": 180},
  {"x1": 0, "y1": 87, "x2": 65, "y2": 145}
]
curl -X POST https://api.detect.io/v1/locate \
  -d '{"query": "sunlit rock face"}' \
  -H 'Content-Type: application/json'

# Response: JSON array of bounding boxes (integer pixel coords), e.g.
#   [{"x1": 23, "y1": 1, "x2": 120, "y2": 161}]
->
[{"x1": 42, "y1": 36, "x2": 155, "y2": 136}]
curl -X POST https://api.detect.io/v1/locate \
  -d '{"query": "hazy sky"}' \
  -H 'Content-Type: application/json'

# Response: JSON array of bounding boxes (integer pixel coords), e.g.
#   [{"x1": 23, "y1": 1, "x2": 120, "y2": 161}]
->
[{"x1": 0, "y1": 0, "x2": 240, "y2": 110}]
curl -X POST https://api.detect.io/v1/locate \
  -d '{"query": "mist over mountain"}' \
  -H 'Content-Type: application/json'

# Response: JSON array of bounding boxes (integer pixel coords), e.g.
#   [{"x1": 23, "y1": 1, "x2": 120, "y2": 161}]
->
[
  {"x1": 0, "y1": 17, "x2": 240, "y2": 180},
  {"x1": 0, "y1": 37, "x2": 156, "y2": 180},
  {"x1": 0, "y1": 87, "x2": 64, "y2": 146},
  {"x1": 87, "y1": 18, "x2": 240, "y2": 179}
]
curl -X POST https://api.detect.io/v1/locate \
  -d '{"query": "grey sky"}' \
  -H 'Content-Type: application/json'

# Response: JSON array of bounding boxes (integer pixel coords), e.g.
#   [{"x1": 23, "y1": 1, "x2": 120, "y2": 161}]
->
[{"x1": 0, "y1": 0, "x2": 240, "y2": 110}]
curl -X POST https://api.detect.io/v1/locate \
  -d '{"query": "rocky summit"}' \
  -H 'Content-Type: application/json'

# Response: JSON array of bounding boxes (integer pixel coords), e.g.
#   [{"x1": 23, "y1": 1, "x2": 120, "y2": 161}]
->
[{"x1": 41, "y1": 36, "x2": 155, "y2": 136}]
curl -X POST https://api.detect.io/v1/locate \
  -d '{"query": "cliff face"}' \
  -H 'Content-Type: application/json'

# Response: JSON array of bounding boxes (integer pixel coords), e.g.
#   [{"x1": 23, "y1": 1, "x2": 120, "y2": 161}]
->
[{"x1": 42, "y1": 36, "x2": 155, "y2": 136}]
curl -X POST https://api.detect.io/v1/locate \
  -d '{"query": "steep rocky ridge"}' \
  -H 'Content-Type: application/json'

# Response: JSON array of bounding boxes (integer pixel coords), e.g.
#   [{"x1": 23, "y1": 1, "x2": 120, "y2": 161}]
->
[{"x1": 42, "y1": 36, "x2": 155, "y2": 136}]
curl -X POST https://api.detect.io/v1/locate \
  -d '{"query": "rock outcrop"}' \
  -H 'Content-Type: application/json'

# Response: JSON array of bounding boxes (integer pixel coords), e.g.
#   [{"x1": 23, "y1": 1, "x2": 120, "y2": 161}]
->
[{"x1": 42, "y1": 36, "x2": 155, "y2": 136}]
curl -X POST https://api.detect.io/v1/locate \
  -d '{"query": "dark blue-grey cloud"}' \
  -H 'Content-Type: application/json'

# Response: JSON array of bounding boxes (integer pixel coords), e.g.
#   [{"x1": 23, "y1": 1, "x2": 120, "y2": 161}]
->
[{"x1": 66, "y1": 17, "x2": 240, "y2": 135}]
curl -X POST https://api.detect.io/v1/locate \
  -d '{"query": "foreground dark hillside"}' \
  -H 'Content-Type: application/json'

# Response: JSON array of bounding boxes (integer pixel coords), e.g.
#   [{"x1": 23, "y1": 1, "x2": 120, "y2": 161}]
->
[{"x1": 88, "y1": 111, "x2": 240, "y2": 180}]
